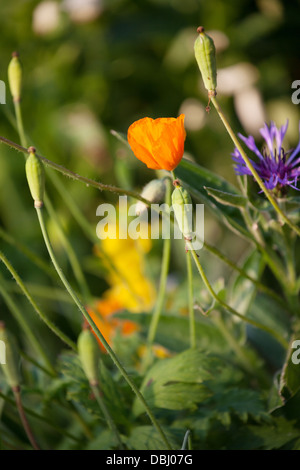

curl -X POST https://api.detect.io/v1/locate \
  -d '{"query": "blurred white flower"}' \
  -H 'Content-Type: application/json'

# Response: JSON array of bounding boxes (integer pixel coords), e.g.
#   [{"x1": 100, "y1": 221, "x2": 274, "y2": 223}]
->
[
  {"x1": 234, "y1": 87, "x2": 267, "y2": 138},
  {"x1": 179, "y1": 98, "x2": 206, "y2": 131},
  {"x1": 62, "y1": 0, "x2": 102, "y2": 23},
  {"x1": 32, "y1": 1, "x2": 61, "y2": 36},
  {"x1": 217, "y1": 63, "x2": 259, "y2": 95}
]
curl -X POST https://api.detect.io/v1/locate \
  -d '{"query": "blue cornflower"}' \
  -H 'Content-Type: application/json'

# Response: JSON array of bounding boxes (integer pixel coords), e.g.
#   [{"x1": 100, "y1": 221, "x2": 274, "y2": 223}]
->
[{"x1": 232, "y1": 121, "x2": 300, "y2": 192}]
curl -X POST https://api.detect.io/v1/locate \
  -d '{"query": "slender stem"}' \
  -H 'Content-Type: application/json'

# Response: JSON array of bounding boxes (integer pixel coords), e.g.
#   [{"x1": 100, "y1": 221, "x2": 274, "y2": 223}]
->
[
  {"x1": 211, "y1": 96, "x2": 300, "y2": 237},
  {"x1": 13, "y1": 101, "x2": 27, "y2": 148},
  {"x1": 45, "y1": 194, "x2": 91, "y2": 302},
  {"x1": 181, "y1": 429, "x2": 191, "y2": 450},
  {"x1": 13, "y1": 387, "x2": 40, "y2": 450},
  {"x1": 20, "y1": 350, "x2": 54, "y2": 377},
  {"x1": 0, "y1": 136, "x2": 153, "y2": 206},
  {"x1": 90, "y1": 383, "x2": 124, "y2": 449},
  {"x1": 48, "y1": 170, "x2": 96, "y2": 243},
  {"x1": 0, "y1": 391, "x2": 81, "y2": 443},
  {"x1": 203, "y1": 241, "x2": 290, "y2": 312},
  {"x1": 0, "y1": 271, "x2": 56, "y2": 376},
  {"x1": 0, "y1": 226, "x2": 55, "y2": 279},
  {"x1": 212, "y1": 313, "x2": 257, "y2": 376},
  {"x1": 6, "y1": 281, "x2": 73, "y2": 304},
  {"x1": 186, "y1": 250, "x2": 196, "y2": 348},
  {"x1": 66, "y1": 401, "x2": 93, "y2": 440},
  {"x1": 146, "y1": 180, "x2": 172, "y2": 349},
  {"x1": 0, "y1": 250, "x2": 76, "y2": 352},
  {"x1": 35, "y1": 206, "x2": 173, "y2": 450},
  {"x1": 187, "y1": 242, "x2": 289, "y2": 349}
]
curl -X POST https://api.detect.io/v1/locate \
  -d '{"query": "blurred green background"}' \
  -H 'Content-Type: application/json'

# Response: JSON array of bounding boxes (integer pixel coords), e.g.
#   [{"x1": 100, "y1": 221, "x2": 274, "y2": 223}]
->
[{"x1": 0, "y1": 0, "x2": 300, "y2": 348}]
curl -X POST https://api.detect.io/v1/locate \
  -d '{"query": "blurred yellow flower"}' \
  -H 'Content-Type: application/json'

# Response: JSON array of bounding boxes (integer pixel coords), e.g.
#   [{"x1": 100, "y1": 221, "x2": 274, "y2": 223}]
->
[{"x1": 87, "y1": 218, "x2": 156, "y2": 351}]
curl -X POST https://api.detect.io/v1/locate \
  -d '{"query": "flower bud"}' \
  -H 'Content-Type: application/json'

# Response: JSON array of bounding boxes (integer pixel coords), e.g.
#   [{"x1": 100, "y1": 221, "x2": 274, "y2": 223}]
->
[
  {"x1": 135, "y1": 179, "x2": 166, "y2": 216},
  {"x1": 77, "y1": 328, "x2": 100, "y2": 386},
  {"x1": 172, "y1": 183, "x2": 194, "y2": 240},
  {"x1": 0, "y1": 322, "x2": 21, "y2": 389},
  {"x1": 8, "y1": 52, "x2": 22, "y2": 102},
  {"x1": 25, "y1": 147, "x2": 45, "y2": 208},
  {"x1": 194, "y1": 26, "x2": 217, "y2": 95}
]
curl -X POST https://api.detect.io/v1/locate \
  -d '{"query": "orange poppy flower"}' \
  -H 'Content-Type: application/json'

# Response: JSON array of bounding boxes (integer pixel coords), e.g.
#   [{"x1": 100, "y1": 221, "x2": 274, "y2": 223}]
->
[
  {"x1": 127, "y1": 114, "x2": 186, "y2": 171},
  {"x1": 85, "y1": 297, "x2": 139, "y2": 352}
]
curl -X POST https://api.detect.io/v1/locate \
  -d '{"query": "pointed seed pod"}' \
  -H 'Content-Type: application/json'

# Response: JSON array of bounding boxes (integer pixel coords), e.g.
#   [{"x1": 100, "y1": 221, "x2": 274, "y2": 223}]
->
[
  {"x1": 8, "y1": 52, "x2": 22, "y2": 102},
  {"x1": 78, "y1": 328, "x2": 100, "y2": 386},
  {"x1": 135, "y1": 179, "x2": 166, "y2": 215},
  {"x1": 194, "y1": 26, "x2": 217, "y2": 95},
  {"x1": 0, "y1": 322, "x2": 21, "y2": 389},
  {"x1": 172, "y1": 183, "x2": 194, "y2": 240},
  {"x1": 25, "y1": 147, "x2": 45, "y2": 208}
]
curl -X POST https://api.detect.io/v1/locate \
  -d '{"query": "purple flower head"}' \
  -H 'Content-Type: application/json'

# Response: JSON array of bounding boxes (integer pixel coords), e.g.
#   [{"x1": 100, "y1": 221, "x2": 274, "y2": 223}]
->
[{"x1": 232, "y1": 121, "x2": 300, "y2": 193}]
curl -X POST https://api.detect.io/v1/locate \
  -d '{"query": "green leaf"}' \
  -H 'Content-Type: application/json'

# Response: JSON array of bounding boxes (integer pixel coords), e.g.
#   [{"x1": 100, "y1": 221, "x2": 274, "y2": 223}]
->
[
  {"x1": 279, "y1": 337, "x2": 300, "y2": 400},
  {"x1": 272, "y1": 389, "x2": 300, "y2": 422},
  {"x1": 132, "y1": 349, "x2": 217, "y2": 416},
  {"x1": 204, "y1": 186, "x2": 247, "y2": 208},
  {"x1": 59, "y1": 353, "x2": 130, "y2": 428},
  {"x1": 223, "y1": 417, "x2": 300, "y2": 450},
  {"x1": 114, "y1": 312, "x2": 228, "y2": 353},
  {"x1": 174, "y1": 159, "x2": 253, "y2": 241},
  {"x1": 211, "y1": 388, "x2": 268, "y2": 424}
]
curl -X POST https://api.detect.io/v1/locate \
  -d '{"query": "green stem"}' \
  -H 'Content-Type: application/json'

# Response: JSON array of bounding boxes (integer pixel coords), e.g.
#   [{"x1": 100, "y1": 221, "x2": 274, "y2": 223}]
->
[
  {"x1": 146, "y1": 180, "x2": 172, "y2": 349},
  {"x1": 0, "y1": 391, "x2": 81, "y2": 443},
  {"x1": 186, "y1": 250, "x2": 196, "y2": 348},
  {"x1": 47, "y1": 167, "x2": 145, "y2": 308},
  {"x1": 5, "y1": 281, "x2": 74, "y2": 304},
  {"x1": 67, "y1": 401, "x2": 93, "y2": 440},
  {"x1": 211, "y1": 96, "x2": 300, "y2": 237},
  {"x1": 90, "y1": 383, "x2": 124, "y2": 449},
  {"x1": 0, "y1": 226, "x2": 56, "y2": 280},
  {"x1": 45, "y1": 194, "x2": 91, "y2": 302},
  {"x1": 203, "y1": 241, "x2": 290, "y2": 313},
  {"x1": 13, "y1": 386, "x2": 40, "y2": 450},
  {"x1": 0, "y1": 250, "x2": 76, "y2": 352},
  {"x1": 0, "y1": 136, "x2": 153, "y2": 206},
  {"x1": 0, "y1": 271, "x2": 55, "y2": 376},
  {"x1": 13, "y1": 101, "x2": 27, "y2": 148},
  {"x1": 187, "y1": 242, "x2": 289, "y2": 349},
  {"x1": 35, "y1": 206, "x2": 173, "y2": 450},
  {"x1": 212, "y1": 313, "x2": 256, "y2": 375}
]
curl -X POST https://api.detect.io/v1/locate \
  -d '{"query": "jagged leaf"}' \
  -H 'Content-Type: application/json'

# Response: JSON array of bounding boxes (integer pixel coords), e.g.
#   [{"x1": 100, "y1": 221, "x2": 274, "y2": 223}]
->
[{"x1": 132, "y1": 349, "x2": 218, "y2": 416}]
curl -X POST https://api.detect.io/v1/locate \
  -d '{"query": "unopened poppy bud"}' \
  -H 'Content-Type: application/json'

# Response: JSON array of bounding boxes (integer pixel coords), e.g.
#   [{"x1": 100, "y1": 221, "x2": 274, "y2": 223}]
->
[
  {"x1": 0, "y1": 322, "x2": 21, "y2": 389},
  {"x1": 25, "y1": 147, "x2": 45, "y2": 208},
  {"x1": 8, "y1": 52, "x2": 22, "y2": 102},
  {"x1": 194, "y1": 26, "x2": 217, "y2": 96},
  {"x1": 172, "y1": 183, "x2": 194, "y2": 240},
  {"x1": 135, "y1": 179, "x2": 166, "y2": 215},
  {"x1": 78, "y1": 328, "x2": 100, "y2": 386}
]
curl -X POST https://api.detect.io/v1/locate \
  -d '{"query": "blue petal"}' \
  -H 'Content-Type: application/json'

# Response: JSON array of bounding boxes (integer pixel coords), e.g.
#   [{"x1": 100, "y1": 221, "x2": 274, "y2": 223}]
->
[
  {"x1": 259, "y1": 122, "x2": 276, "y2": 159},
  {"x1": 274, "y1": 120, "x2": 288, "y2": 153},
  {"x1": 238, "y1": 133, "x2": 264, "y2": 160}
]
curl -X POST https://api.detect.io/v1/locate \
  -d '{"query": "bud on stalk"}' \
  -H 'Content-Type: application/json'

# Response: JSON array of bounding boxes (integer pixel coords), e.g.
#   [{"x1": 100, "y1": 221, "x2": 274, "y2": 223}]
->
[
  {"x1": 194, "y1": 26, "x2": 217, "y2": 97},
  {"x1": 172, "y1": 182, "x2": 194, "y2": 242},
  {"x1": 78, "y1": 328, "x2": 100, "y2": 386},
  {"x1": 8, "y1": 52, "x2": 22, "y2": 102},
  {"x1": 25, "y1": 147, "x2": 45, "y2": 208},
  {"x1": 0, "y1": 322, "x2": 21, "y2": 389}
]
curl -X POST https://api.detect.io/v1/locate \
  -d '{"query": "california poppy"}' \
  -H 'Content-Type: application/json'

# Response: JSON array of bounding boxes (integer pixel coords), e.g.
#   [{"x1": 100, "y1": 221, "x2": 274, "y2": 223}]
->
[{"x1": 127, "y1": 114, "x2": 186, "y2": 171}]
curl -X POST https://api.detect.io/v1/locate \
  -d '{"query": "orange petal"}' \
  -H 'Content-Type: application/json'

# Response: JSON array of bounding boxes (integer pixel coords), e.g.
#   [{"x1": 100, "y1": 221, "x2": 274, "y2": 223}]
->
[{"x1": 128, "y1": 114, "x2": 186, "y2": 171}]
